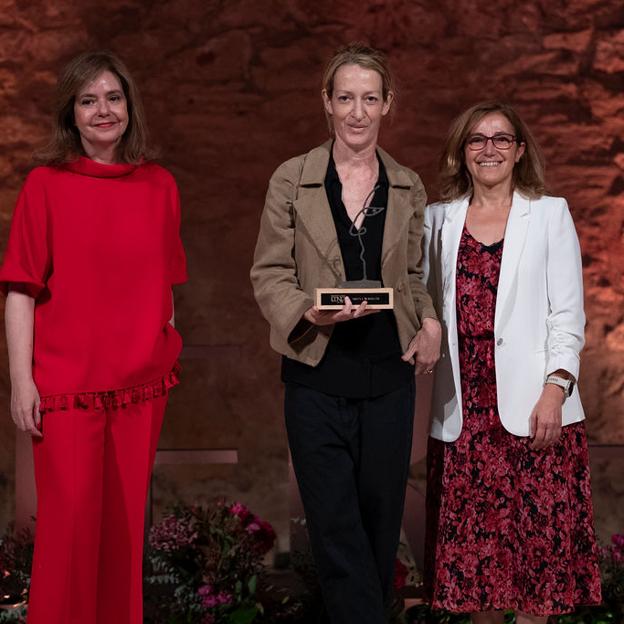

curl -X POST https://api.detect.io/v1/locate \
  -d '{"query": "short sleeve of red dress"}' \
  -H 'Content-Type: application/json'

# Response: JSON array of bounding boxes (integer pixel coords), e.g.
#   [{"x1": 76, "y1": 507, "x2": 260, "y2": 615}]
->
[{"x1": 0, "y1": 170, "x2": 51, "y2": 298}]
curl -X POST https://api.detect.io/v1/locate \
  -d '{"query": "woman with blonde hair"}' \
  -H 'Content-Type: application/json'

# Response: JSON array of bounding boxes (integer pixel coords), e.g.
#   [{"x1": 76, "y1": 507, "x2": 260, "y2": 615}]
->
[
  {"x1": 251, "y1": 43, "x2": 440, "y2": 623},
  {"x1": 0, "y1": 51, "x2": 186, "y2": 624},
  {"x1": 423, "y1": 101, "x2": 601, "y2": 623}
]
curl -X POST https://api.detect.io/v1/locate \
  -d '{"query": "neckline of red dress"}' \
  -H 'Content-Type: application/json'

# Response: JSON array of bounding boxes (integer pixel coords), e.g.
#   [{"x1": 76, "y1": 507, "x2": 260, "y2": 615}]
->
[
  {"x1": 462, "y1": 224, "x2": 504, "y2": 250},
  {"x1": 63, "y1": 156, "x2": 138, "y2": 178}
]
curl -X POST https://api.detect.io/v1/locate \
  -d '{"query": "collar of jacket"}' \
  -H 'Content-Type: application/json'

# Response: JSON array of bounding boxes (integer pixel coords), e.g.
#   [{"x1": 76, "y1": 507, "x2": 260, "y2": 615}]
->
[
  {"x1": 299, "y1": 140, "x2": 414, "y2": 188},
  {"x1": 293, "y1": 140, "x2": 418, "y2": 281}
]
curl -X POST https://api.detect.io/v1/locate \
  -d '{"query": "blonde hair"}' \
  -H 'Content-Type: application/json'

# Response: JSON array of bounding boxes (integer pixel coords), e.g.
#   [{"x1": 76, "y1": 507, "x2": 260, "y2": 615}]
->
[
  {"x1": 321, "y1": 42, "x2": 394, "y2": 133},
  {"x1": 439, "y1": 101, "x2": 545, "y2": 201},
  {"x1": 35, "y1": 50, "x2": 155, "y2": 165}
]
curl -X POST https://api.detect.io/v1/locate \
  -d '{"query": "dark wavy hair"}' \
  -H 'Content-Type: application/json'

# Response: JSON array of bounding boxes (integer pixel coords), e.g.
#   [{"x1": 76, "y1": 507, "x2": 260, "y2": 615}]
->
[
  {"x1": 439, "y1": 101, "x2": 546, "y2": 201},
  {"x1": 35, "y1": 50, "x2": 155, "y2": 165}
]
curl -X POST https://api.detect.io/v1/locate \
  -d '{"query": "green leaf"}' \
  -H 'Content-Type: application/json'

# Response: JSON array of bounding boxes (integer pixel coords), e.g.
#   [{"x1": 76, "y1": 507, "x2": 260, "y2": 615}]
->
[
  {"x1": 247, "y1": 574, "x2": 257, "y2": 595},
  {"x1": 227, "y1": 605, "x2": 258, "y2": 624}
]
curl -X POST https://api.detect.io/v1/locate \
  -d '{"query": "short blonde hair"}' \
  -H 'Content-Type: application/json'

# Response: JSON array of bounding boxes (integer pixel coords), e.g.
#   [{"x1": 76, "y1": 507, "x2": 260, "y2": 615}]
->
[
  {"x1": 321, "y1": 42, "x2": 394, "y2": 133},
  {"x1": 439, "y1": 101, "x2": 545, "y2": 201}
]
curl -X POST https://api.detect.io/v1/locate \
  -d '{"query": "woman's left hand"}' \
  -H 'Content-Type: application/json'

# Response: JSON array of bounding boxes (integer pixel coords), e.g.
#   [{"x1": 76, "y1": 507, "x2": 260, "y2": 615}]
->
[
  {"x1": 402, "y1": 317, "x2": 441, "y2": 374},
  {"x1": 529, "y1": 384, "x2": 564, "y2": 450}
]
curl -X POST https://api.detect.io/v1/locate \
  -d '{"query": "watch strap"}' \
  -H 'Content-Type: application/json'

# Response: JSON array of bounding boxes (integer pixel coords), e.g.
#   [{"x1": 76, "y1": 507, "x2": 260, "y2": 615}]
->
[{"x1": 545, "y1": 374, "x2": 574, "y2": 397}]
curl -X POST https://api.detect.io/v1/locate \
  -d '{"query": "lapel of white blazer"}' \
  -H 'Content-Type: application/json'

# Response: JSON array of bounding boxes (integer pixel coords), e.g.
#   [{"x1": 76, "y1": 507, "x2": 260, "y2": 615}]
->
[
  {"x1": 440, "y1": 196, "x2": 469, "y2": 298},
  {"x1": 495, "y1": 191, "x2": 531, "y2": 328}
]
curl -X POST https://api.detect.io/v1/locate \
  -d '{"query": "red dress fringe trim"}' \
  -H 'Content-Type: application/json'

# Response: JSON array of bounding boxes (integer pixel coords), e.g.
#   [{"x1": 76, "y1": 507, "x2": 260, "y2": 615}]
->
[{"x1": 39, "y1": 362, "x2": 181, "y2": 415}]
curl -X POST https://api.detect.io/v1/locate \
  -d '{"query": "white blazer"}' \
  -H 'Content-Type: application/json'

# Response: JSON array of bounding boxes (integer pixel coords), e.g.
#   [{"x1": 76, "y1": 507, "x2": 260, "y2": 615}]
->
[{"x1": 424, "y1": 191, "x2": 586, "y2": 441}]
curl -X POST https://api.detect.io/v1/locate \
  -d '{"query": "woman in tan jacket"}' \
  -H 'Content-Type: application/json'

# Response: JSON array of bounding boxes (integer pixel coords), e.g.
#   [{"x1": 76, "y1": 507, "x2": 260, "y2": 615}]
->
[{"x1": 251, "y1": 43, "x2": 440, "y2": 624}]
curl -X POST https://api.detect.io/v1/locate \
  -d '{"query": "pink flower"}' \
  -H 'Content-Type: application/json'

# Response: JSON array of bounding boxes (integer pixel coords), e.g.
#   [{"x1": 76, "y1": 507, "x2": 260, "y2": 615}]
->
[
  {"x1": 201, "y1": 592, "x2": 219, "y2": 608},
  {"x1": 198, "y1": 585, "x2": 232, "y2": 609},
  {"x1": 249, "y1": 518, "x2": 276, "y2": 555},
  {"x1": 229, "y1": 502, "x2": 251, "y2": 522},
  {"x1": 149, "y1": 513, "x2": 198, "y2": 552},
  {"x1": 198, "y1": 584, "x2": 217, "y2": 607},
  {"x1": 216, "y1": 591, "x2": 232, "y2": 606}
]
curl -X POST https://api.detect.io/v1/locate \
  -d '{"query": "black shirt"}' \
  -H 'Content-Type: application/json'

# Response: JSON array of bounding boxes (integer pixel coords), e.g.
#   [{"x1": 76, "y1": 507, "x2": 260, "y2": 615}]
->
[{"x1": 281, "y1": 152, "x2": 414, "y2": 398}]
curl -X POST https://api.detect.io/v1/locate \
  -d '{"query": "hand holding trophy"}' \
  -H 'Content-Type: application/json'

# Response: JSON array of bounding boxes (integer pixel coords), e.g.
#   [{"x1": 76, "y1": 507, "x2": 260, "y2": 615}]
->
[{"x1": 304, "y1": 293, "x2": 378, "y2": 326}]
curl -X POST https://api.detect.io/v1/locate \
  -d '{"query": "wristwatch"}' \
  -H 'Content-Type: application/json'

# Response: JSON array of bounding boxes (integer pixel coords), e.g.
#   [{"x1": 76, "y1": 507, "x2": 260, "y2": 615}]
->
[{"x1": 545, "y1": 374, "x2": 574, "y2": 398}]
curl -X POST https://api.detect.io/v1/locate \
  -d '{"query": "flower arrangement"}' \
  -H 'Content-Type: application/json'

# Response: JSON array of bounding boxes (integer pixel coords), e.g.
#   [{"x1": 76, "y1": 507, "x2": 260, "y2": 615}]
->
[
  {"x1": 598, "y1": 534, "x2": 624, "y2": 617},
  {"x1": 145, "y1": 501, "x2": 276, "y2": 624},
  {"x1": 0, "y1": 517, "x2": 621, "y2": 624},
  {"x1": 394, "y1": 539, "x2": 421, "y2": 592},
  {"x1": 0, "y1": 525, "x2": 32, "y2": 624}
]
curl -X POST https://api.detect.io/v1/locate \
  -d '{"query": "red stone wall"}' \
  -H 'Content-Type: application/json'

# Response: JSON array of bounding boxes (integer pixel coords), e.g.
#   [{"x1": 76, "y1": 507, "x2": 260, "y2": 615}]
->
[{"x1": 0, "y1": 0, "x2": 623, "y2": 538}]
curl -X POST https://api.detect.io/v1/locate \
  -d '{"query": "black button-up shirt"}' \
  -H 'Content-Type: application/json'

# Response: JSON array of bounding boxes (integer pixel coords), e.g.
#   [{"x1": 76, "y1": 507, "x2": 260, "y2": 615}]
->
[{"x1": 281, "y1": 152, "x2": 414, "y2": 398}]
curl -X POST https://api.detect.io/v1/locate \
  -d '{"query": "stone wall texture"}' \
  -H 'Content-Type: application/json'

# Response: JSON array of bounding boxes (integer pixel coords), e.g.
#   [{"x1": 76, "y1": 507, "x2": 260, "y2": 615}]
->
[{"x1": 0, "y1": 0, "x2": 622, "y2": 545}]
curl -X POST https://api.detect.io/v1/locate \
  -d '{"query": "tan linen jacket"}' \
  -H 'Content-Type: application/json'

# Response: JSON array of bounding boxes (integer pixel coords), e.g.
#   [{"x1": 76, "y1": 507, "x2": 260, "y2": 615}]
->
[{"x1": 250, "y1": 141, "x2": 438, "y2": 367}]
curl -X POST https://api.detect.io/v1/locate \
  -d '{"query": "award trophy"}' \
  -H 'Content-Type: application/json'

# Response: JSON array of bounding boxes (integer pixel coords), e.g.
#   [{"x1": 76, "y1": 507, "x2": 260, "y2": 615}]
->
[{"x1": 316, "y1": 188, "x2": 393, "y2": 310}]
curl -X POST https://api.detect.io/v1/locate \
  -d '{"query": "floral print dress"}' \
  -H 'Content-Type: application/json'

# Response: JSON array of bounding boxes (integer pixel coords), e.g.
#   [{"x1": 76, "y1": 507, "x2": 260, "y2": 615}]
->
[{"x1": 424, "y1": 225, "x2": 602, "y2": 616}]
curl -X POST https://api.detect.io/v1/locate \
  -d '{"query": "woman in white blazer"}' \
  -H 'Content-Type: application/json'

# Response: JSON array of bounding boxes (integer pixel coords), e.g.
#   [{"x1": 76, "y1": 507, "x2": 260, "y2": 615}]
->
[{"x1": 423, "y1": 102, "x2": 601, "y2": 624}]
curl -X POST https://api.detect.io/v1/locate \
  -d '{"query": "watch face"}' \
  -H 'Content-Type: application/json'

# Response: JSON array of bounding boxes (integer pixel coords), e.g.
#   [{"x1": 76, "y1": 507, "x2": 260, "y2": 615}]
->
[{"x1": 559, "y1": 378, "x2": 572, "y2": 396}]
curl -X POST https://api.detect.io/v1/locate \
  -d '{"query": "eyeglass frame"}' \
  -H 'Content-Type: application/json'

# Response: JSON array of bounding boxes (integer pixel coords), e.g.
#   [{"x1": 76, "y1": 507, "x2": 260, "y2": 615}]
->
[{"x1": 464, "y1": 133, "x2": 522, "y2": 151}]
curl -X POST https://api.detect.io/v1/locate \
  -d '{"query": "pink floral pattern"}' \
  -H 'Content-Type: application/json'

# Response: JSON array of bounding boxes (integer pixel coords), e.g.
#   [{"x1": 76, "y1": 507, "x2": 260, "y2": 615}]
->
[{"x1": 424, "y1": 226, "x2": 602, "y2": 615}]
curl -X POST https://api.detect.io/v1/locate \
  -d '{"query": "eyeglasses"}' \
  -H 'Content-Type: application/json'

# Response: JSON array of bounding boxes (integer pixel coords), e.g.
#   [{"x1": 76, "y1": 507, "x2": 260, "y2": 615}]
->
[{"x1": 465, "y1": 133, "x2": 518, "y2": 151}]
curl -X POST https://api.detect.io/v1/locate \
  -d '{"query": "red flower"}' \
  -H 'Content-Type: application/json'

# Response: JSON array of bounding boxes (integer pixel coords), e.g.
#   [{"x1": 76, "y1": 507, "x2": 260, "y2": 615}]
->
[
  {"x1": 250, "y1": 518, "x2": 276, "y2": 555},
  {"x1": 229, "y1": 502, "x2": 251, "y2": 522},
  {"x1": 393, "y1": 559, "x2": 409, "y2": 590}
]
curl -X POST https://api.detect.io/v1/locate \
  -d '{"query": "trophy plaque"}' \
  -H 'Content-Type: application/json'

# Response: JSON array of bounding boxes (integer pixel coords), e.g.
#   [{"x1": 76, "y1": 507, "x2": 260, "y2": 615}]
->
[
  {"x1": 315, "y1": 284, "x2": 393, "y2": 310},
  {"x1": 315, "y1": 193, "x2": 394, "y2": 310}
]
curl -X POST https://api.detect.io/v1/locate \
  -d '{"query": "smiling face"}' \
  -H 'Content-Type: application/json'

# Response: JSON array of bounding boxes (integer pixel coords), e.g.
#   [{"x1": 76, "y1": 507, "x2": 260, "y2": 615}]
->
[
  {"x1": 322, "y1": 63, "x2": 392, "y2": 152},
  {"x1": 73, "y1": 70, "x2": 129, "y2": 158},
  {"x1": 464, "y1": 112, "x2": 525, "y2": 192}
]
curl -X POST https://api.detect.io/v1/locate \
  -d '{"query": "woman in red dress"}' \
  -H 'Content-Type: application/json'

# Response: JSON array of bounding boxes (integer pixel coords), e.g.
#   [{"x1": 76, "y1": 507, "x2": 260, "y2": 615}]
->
[
  {"x1": 0, "y1": 51, "x2": 186, "y2": 624},
  {"x1": 423, "y1": 102, "x2": 601, "y2": 623}
]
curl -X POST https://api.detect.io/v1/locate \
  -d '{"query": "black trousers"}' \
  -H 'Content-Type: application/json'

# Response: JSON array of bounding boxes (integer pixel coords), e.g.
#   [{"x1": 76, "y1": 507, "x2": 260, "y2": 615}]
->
[{"x1": 285, "y1": 381, "x2": 415, "y2": 624}]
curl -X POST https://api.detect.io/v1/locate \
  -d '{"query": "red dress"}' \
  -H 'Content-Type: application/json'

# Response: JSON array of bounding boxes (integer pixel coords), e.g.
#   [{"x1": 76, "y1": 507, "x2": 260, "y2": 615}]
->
[
  {"x1": 0, "y1": 157, "x2": 187, "y2": 410},
  {"x1": 424, "y1": 226, "x2": 602, "y2": 616}
]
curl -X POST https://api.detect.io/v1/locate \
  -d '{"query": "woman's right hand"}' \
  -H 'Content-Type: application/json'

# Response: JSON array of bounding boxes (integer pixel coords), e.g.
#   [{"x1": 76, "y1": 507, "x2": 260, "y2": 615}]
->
[
  {"x1": 5, "y1": 289, "x2": 40, "y2": 436},
  {"x1": 10, "y1": 377, "x2": 42, "y2": 437},
  {"x1": 303, "y1": 297, "x2": 379, "y2": 326}
]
